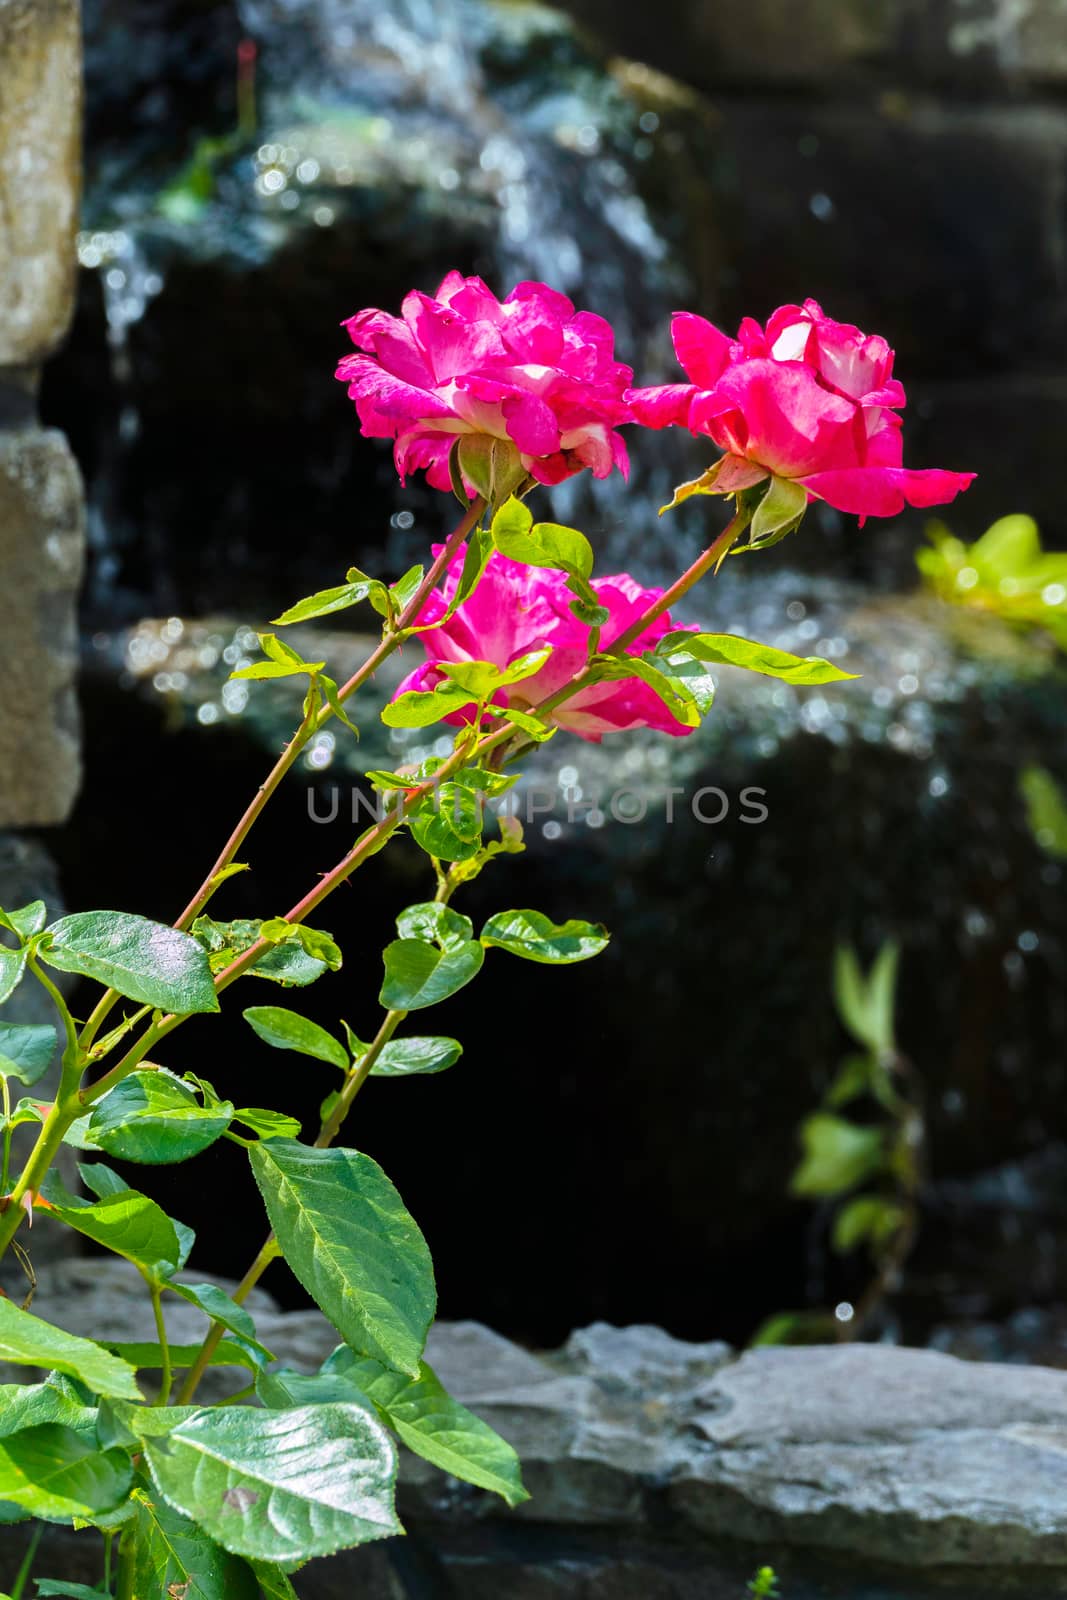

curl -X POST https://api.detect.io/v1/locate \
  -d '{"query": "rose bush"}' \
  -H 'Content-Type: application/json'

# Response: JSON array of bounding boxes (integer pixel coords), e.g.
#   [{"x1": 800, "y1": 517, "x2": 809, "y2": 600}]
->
[{"x1": 0, "y1": 277, "x2": 973, "y2": 1599}]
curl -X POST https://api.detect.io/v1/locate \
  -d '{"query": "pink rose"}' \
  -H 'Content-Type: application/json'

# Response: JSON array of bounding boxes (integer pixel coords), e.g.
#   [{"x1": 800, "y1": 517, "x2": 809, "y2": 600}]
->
[
  {"x1": 394, "y1": 545, "x2": 695, "y2": 742},
  {"x1": 336, "y1": 272, "x2": 633, "y2": 496},
  {"x1": 627, "y1": 299, "x2": 974, "y2": 521}
]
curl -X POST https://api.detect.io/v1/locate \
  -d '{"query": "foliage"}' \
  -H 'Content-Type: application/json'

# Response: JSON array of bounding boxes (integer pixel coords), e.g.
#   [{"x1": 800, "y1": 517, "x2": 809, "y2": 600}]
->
[
  {"x1": 917, "y1": 513, "x2": 1067, "y2": 648},
  {"x1": 1020, "y1": 765, "x2": 1067, "y2": 861},
  {"x1": 753, "y1": 943, "x2": 923, "y2": 1346},
  {"x1": 0, "y1": 280, "x2": 883, "y2": 1597}
]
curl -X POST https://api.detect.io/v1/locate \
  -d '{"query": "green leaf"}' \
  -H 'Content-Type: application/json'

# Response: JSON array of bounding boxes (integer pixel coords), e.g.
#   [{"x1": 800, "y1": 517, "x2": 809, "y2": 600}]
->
[
  {"x1": 0, "y1": 948, "x2": 27, "y2": 1006},
  {"x1": 230, "y1": 634, "x2": 325, "y2": 681},
  {"x1": 144, "y1": 1403, "x2": 400, "y2": 1562},
  {"x1": 127, "y1": 1487, "x2": 260, "y2": 1600},
  {"x1": 569, "y1": 595, "x2": 611, "y2": 628},
  {"x1": 0, "y1": 902, "x2": 47, "y2": 941},
  {"x1": 970, "y1": 513, "x2": 1041, "y2": 581},
  {"x1": 255, "y1": 1366, "x2": 379, "y2": 1413},
  {"x1": 250, "y1": 943, "x2": 331, "y2": 988},
  {"x1": 791, "y1": 1113, "x2": 885, "y2": 1199},
  {"x1": 833, "y1": 946, "x2": 868, "y2": 1047},
  {"x1": 272, "y1": 577, "x2": 383, "y2": 626},
  {"x1": 106, "y1": 1341, "x2": 263, "y2": 1373},
  {"x1": 382, "y1": 681, "x2": 480, "y2": 729},
  {"x1": 492, "y1": 704, "x2": 555, "y2": 741},
  {"x1": 167, "y1": 1283, "x2": 275, "y2": 1364},
  {"x1": 481, "y1": 909, "x2": 609, "y2": 964},
  {"x1": 242, "y1": 1006, "x2": 348, "y2": 1070},
  {"x1": 3, "y1": 1098, "x2": 49, "y2": 1134},
  {"x1": 192, "y1": 917, "x2": 339, "y2": 989},
  {"x1": 325, "y1": 1348, "x2": 529, "y2": 1508},
  {"x1": 833, "y1": 943, "x2": 898, "y2": 1055},
  {"x1": 365, "y1": 1036, "x2": 462, "y2": 1078},
  {"x1": 1020, "y1": 765, "x2": 1067, "y2": 861},
  {"x1": 455, "y1": 434, "x2": 525, "y2": 509},
  {"x1": 831, "y1": 1195, "x2": 908, "y2": 1254},
  {"x1": 491, "y1": 499, "x2": 593, "y2": 581},
  {"x1": 0, "y1": 1299, "x2": 140, "y2": 1399},
  {"x1": 436, "y1": 649, "x2": 551, "y2": 699},
  {"x1": 389, "y1": 564, "x2": 424, "y2": 616},
  {"x1": 231, "y1": 1107, "x2": 302, "y2": 1141},
  {"x1": 395, "y1": 903, "x2": 474, "y2": 951},
  {"x1": 408, "y1": 785, "x2": 485, "y2": 863},
  {"x1": 40, "y1": 913, "x2": 219, "y2": 1015},
  {"x1": 0, "y1": 1378, "x2": 97, "y2": 1446},
  {"x1": 103, "y1": 1404, "x2": 200, "y2": 1446},
  {"x1": 248, "y1": 1140, "x2": 435, "y2": 1375},
  {"x1": 865, "y1": 942, "x2": 899, "y2": 1058},
  {"x1": 593, "y1": 653, "x2": 701, "y2": 729},
  {"x1": 206, "y1": 863, "x2": 250, "y2": 891},
  {"x1": 0, "y1": 1425, "x2": 132, "y2": 1522},
  {"x1": 363, "y1": 763, "x2": 441, "y2": 792},
  {"x1": 380, "y1": 938, "x2": 484, "y2": 1010},
  {"x1": 87, "y1": 1070, "x2": 233, "y2": 1164},
  {"x1": 41, "y1": 1167, "x2": 189, "y2": 1283},
  {"x1": 0, "y1": 1022, "x2": 56, "y2": 1086},
  {"x1": 439, "y1": 524, "x2": 494, "y2": 622},
  {"x1": 825, "y1": 1054, "x2": 875, "y2": 1110},
  {"x1": 247, "y1": 1560, "x2": 300, "y2": 1600},
  {"x1": 34, "y1": 1583, "x2": 111, "y2": 1598},
  {"x1": 748, "y1": 1309, "x2": 839, "y2": 1347},
  {"x1": 656, "y1": 649, "x2": 717, "y2": 716},
  {"x1": 661, "y1": 631, "x2": 856, "y2": 686},
  {"x1": 746, "y1": 475, "x2": 808, "y2": 548},
  {"x1": 317, "y1": 672, "x2": 360, "y2": 737}
]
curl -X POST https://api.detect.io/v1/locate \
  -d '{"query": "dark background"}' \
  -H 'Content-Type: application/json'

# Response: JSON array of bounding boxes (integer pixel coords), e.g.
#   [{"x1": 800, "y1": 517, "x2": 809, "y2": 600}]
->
[{"x1": 34, "y1": 0, "x2": 1067, "y2": 1351}]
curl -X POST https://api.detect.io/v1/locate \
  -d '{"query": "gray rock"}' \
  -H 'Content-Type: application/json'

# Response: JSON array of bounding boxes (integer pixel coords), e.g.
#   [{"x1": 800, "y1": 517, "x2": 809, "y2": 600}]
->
[
  {"x1": 0, "y1": 0, "x2": 80, "y2": 367},
  {"x1": 0, "y1": 428, "x2": 84, "y2": 827},
  {"x1": 15, "y1": 1268, "x2": 1067, "y2": 1590},
  {"x1": 695, "y1": 1344, "x2": 1067, "y2": 1443},
  {"x1": 562, "y1": 1321, "x2": 733, "y2": 1398},
  {"x1": 675, "y1": 1345, "x2": 1067, "y2": 1565},
  {"x1": 426, "y1": 1317, "x2": 560, "y2": 1396}
]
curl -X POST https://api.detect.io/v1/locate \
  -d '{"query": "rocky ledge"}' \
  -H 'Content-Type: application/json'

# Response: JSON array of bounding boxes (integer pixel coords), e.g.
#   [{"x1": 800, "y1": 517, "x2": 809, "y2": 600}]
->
[{"x1": 6, "y1": 1259, "x2": 1067, "y2": 1597}]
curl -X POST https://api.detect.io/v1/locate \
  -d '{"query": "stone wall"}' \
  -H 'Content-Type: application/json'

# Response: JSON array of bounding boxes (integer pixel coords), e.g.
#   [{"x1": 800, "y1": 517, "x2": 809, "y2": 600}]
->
[{"x1": 0, "y1": 0, "x2": 85, "y2": 830}]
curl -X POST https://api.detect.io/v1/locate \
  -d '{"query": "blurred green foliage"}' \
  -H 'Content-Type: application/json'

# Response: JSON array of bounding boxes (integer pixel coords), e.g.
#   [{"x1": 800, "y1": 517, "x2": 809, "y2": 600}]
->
[
  {"x1": 747, "y1": 1568, "x2": 780, "y2": 1597},
  {"x1": 1020, "y1": 765, "x2": 1067, "y2": 861},
  {"x1": 752, "y1": 943, "x2": 922, "y2": 1347},
  {"x1": 156, "y1": 134, "x2": 244, "y2": 224},
  {"x1": 917, "y1": 514, "x2": 1067, "y2": 648}
]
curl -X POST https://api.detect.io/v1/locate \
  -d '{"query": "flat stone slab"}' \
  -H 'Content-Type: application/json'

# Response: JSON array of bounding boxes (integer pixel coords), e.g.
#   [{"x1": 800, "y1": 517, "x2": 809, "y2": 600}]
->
[{"x1": 11, "y1": 1259, "x2": 1067, "y2": 1592}]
